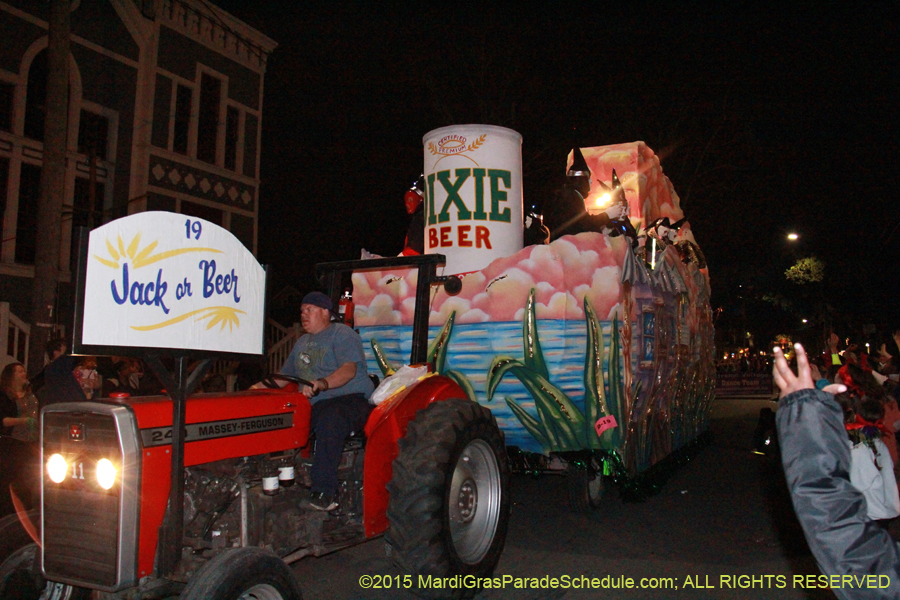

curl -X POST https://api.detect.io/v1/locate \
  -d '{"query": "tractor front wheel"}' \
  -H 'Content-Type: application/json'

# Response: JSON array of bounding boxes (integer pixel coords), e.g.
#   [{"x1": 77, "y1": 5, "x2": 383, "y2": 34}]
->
[
  {"x1": 179, "y1": 547, "x2": 302, "y2": 600},
  {"x1": 0, "y1": 543, "x2": 89, "y2": 600}
]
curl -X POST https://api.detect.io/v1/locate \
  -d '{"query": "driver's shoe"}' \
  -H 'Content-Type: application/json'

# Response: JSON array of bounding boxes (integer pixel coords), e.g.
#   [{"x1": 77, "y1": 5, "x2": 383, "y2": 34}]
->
[{"x1": 302, "y1": 491, "x2": 338, "y2": 511}]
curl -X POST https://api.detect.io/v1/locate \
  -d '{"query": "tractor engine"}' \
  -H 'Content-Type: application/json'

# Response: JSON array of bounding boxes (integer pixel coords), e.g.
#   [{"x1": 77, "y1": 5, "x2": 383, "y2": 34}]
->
[{"x1": 180, "y1": 439, "x2": 365, "y2": 560}]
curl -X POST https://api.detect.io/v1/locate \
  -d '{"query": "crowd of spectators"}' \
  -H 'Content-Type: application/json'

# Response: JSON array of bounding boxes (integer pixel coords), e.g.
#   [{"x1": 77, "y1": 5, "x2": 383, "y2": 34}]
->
[
  {"x1": 805, "y1": 332, "x2": 900, "y2": 520},
  {"x1": 0, "y1": 337, "x2": 273, "y2": 517},
  {"x1": 774, "y1": 337, "x2": 900, "y2": 599},
  {"x1": 716, "y1": 353, "x2": 771, "y2": 374},
  {"x1": 0, "y1": 340, "x2": 170, "y2": 515}
]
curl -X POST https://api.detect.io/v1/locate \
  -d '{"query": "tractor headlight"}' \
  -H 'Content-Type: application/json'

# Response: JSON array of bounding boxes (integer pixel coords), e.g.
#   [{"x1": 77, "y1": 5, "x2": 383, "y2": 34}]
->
[
  {"x1": 96, "y1": 458, "x2": 117, "y2": 490},
  {"x1": 47, "y1": 453, "x2": 68, "y2": 483}
]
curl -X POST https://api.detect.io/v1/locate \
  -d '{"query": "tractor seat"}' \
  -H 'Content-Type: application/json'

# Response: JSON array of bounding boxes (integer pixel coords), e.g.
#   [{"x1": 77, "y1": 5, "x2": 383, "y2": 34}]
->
[{"x1": 345, "y1": 430, "x2": 366, "y2": 446}]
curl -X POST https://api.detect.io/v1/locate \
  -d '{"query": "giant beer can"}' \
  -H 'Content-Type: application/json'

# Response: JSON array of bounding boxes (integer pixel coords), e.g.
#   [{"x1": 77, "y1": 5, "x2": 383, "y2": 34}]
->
[{"x1": 423, "y1": 125, "x2": 523, "y2": 274}]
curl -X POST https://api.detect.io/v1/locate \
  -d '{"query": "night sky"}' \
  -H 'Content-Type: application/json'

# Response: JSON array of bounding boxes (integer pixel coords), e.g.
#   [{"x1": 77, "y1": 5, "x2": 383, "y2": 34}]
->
[{"x1": 214, "y1": 2, "x2": 899, "y2": 346}]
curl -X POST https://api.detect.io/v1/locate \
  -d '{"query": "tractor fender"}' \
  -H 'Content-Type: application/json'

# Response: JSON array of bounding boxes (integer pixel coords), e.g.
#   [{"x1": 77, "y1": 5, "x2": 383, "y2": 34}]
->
[{"x1": 361, "y1": 375, "x2": 467, "y2": 537}]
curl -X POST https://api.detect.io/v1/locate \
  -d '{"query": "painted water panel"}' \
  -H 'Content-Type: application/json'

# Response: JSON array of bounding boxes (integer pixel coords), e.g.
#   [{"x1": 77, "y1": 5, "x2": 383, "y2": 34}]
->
[{"x1": 354, "y1": 236, "x2": 713, "y2": 475}]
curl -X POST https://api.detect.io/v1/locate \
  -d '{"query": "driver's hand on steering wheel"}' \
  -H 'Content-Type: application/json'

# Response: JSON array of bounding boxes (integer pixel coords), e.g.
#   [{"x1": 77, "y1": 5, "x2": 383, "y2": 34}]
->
[
  {"x1": 301, "y1": 378, "x2": 328, "y2": 398},
  {"x1": 250, "y1": 374, "x2": 315, "y2": 391}
]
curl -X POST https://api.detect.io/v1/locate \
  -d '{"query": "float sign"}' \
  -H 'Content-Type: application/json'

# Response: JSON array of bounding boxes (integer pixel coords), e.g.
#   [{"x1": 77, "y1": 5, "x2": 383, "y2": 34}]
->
[{"x1": 79, "y1": 211, "x2": 265, "y2": 356}]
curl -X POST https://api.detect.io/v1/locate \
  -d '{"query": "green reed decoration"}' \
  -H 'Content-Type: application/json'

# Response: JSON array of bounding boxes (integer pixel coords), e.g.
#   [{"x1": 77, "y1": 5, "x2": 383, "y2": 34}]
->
[
  {"x1": 371, "y1": 338, "x2": 396, "y2": 377},
  {"x1": 371, "y1": 312, "x2": 476, "y2": 402},
  {"x1": 487, "y1": 289, "x2": 626, "y2": 455},
  {"x1": 368, "y1": 289, "x2": 629, "y2": 459}
]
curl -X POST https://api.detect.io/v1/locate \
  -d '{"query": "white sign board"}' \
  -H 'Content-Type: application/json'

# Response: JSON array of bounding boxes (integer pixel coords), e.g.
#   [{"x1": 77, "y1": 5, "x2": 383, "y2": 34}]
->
[{"x1": 80, "y1": 212, "x2": 265, "y2": 355}]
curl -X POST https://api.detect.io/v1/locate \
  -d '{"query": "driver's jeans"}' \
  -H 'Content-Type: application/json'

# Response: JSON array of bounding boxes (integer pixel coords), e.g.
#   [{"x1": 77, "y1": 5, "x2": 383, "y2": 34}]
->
[{"x1": 309, "y1": 393, "x2": 372, "y2": 496}]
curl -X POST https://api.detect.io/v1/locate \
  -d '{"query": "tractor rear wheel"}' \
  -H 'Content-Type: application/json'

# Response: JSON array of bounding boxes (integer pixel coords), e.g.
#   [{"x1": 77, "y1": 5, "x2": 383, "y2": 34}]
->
[{"x1": 386, "y1": 399, "x2": 510, "y2": 599}]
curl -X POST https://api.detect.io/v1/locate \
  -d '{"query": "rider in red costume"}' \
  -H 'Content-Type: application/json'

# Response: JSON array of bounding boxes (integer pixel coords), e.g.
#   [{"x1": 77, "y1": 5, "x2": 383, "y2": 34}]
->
[{"x1": 402, "y1": 175, "x2": 425, "y2": 256}]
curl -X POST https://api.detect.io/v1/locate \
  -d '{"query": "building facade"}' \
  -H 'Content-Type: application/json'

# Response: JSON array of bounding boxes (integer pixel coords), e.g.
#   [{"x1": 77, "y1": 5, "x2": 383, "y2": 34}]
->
[{"x1": 0, "y1": 0, "x2": 276, "y2": 324}]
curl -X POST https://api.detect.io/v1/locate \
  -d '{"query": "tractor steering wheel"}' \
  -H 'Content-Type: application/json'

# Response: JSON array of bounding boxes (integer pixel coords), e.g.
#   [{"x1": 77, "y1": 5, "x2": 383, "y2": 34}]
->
[{"x1": 260, "y1": 373, "x2": 314, "y2": 390}]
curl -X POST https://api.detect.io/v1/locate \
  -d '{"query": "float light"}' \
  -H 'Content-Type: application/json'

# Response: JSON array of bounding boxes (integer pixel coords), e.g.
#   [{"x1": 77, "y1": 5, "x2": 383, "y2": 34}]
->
[{"x1": 787, "y1": 233, "x2": 799, "y2": 241}]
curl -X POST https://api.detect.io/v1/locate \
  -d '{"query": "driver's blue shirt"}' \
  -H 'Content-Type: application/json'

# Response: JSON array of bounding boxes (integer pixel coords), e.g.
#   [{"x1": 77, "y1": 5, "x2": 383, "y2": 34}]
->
[{"x1": 280, "y1": 323, "x2": 373, "y2": 404}]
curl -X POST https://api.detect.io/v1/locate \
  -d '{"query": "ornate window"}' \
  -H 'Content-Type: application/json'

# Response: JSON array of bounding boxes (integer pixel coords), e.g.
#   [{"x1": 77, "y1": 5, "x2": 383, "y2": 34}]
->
[
  {"x1": 640, "y1": 306, "x2": 657, "y2": 368},
  {"x1": 0, "y1": 81, "x2": 13, "y2": 133},
  {"x1": 24, "y1": 50, "x2": 48, "y2": 141},
  {"x1": 15, "y1": 163, "x2": 41, "y2": 264},
  {"x1": 196, "y1": 73, "x2": 221, "y2": 164},
  {"x1": 224, "y1": 106, "x2": 239, "y2": 171},
  {"x1": 173, "y1": 83, "x2": 192, "y2": 155},
  {"x1": 77, "y1": 110, "x2": 109, "y2": 160}
]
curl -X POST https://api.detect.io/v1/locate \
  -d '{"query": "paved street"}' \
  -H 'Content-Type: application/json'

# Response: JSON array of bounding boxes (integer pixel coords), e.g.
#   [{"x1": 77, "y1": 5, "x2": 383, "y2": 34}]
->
[{"x1": 290, "y1": 398, "x2": 851, "y2": 600}]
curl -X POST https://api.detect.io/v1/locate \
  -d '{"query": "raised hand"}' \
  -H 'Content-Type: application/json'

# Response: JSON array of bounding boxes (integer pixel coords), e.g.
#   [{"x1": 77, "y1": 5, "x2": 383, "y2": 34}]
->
[{"x1": 773, "y1": 343, "x2": 845, "y2": 399}]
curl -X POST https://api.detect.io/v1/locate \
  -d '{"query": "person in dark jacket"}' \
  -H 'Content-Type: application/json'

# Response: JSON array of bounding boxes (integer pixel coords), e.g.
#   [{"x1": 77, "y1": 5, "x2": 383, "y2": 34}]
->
[
  {"x1": 29, "y1": 338, "x2": 67, "y2": 394},
  {"x1": 774, "y1": 342, "x2": 900, "y2": 600},
  {"x1": 35, "y1": 341, "x2": 85, "y2": 409}
]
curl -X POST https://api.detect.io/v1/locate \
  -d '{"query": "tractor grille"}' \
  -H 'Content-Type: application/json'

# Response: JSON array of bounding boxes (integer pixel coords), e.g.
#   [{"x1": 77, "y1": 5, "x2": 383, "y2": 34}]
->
[
  {"x1": 43, "y1": 487, "x2": 120, "y2": 586},
  {"x1": 42, "y1": 404, "x2": 141, "y2": 591}
]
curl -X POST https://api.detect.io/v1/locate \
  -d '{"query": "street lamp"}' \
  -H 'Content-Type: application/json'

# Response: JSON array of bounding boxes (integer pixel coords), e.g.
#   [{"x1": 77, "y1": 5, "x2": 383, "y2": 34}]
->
[{"x1": 787, "y1": 233, "x2": 799, "y2": 241}]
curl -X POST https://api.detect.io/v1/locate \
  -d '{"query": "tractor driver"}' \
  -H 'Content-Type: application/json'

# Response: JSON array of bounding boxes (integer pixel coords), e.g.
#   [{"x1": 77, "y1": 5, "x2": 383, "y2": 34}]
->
[{"x1": 268, "y1": 291, "x2": 374, "y2": 511}]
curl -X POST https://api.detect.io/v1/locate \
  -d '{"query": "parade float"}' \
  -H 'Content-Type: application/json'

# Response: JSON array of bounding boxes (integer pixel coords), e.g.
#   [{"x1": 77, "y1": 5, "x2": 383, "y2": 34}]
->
[{"x1": 352, "y1": 126, "x2": 715, "y2": 486}]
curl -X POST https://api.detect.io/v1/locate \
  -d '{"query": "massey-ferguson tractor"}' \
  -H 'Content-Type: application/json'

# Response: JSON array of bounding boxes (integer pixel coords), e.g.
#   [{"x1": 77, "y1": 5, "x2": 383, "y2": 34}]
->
[{"x1": 0, "y1": 252, "x2": 510, "y2": 600}]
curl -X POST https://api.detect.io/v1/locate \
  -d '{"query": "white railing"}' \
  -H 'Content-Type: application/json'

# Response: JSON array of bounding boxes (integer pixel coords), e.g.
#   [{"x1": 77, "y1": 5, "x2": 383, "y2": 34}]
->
[
  {"x1": 266, "y1": 318, "x2": 302, "y2": 374},
  {"x1": 202, "y1": 318, "x2": 300, "y2": 391},
  {"x1": 0, "y1": 302, "x2": 30, "y2": 371}
]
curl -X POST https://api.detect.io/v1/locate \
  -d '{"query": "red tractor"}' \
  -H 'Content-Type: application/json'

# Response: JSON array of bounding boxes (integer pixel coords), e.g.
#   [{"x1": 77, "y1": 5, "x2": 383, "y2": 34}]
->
[{"x1": 0, "y1": 254, "x2": 510, "y2": 600}]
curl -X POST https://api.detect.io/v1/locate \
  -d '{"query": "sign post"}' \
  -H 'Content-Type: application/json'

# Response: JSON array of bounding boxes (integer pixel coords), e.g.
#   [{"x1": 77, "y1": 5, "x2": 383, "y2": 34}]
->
[{"x1": 145, "y1": 355, "x2": 210, "y2": 577}]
